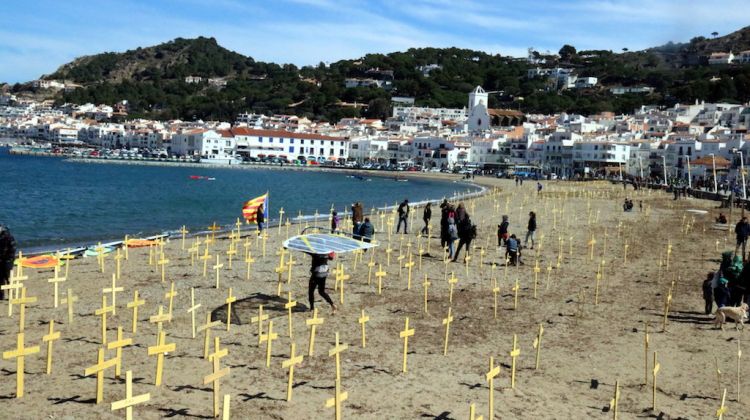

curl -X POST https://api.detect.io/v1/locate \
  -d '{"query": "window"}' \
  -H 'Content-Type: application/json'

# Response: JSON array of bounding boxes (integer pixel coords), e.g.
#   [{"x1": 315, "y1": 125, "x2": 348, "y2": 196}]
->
[
  {"x1": 290, "y1": 139, "x2": 295, "y2": 144},
  {"x1": 269, "y1": 137, "x2": 274, "y2": 143},
  {"x1": 289, "y1": 146, "x2": 294, "y2": 153},
  {"x1": 340, "y1": 149, "x2": 344, "y2": 156},
  {"x1": 301, "y1": 140, "x2": 305, "y2": 145},
  {"x1": 259, "y1": 137, "x2": 263, "y2": 142},
  {"x1": 280, "y1": 138, "x2": 284, "y2": 144}
]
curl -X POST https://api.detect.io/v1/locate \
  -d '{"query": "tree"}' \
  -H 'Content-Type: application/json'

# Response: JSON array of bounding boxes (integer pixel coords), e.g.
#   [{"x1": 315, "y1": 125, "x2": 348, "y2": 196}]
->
[
  {"x1": 558, "y1": 45, "x2": 577, "y2": 61},
  {"x1": 711, "y1": 31, "x2": 719, "y2": 38},
  {"x1": 622, "y1": 48, "x2": 629, "y2": 52}
]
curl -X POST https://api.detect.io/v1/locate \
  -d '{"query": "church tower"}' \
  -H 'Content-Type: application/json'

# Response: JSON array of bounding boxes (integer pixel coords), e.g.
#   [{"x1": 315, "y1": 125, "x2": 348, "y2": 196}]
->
[{"x1": 468, "y1": 86, "x2": 490, "y2": 132}]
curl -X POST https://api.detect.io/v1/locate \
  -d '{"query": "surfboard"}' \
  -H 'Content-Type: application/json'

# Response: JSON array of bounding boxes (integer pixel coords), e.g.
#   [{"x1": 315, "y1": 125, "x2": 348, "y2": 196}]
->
[
  {"x1": 283, "y1": 233, "x2": 377, "y2": 254},
  {"x1": 19, "y1": 255, "x2": 60, "y2": 269},
  {"x1": 84, "y1": 246, "x2": 115, "y2": 257}
]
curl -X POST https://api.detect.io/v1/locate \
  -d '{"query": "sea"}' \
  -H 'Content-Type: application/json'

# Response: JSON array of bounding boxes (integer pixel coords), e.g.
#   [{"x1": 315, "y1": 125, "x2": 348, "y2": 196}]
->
[{"x1": 0, "y1": 147, "x2": 481, "y2": 252}]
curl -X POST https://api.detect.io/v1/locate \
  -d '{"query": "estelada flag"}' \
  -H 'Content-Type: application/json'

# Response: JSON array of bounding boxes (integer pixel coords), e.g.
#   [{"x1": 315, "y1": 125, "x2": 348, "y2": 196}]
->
[{"x1": 242, "y1": 193, "x2": 268, "y2": 223}]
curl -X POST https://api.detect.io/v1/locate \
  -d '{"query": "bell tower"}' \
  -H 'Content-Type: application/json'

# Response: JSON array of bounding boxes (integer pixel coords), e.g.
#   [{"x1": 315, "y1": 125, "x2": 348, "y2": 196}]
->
[{"x1": 468, "y1": 86, "x2": 489, "y2": 132}]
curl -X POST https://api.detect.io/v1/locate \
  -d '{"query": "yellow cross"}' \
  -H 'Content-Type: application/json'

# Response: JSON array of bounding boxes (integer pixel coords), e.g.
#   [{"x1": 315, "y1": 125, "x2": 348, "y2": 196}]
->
[
  {"x1": 213, "y1": 255, "x2": 224, "y2": 289},
  {"x1": 114, "y1": 248, "x2": 123, "y2": 280},
  {"x1": 107, "y1": 326, "x2": 132, "y2": 379},
  {"x1": 400, "y1": 317, "x2": 415, "y2": 373},
  {"x1": 284, "y1": 291, "x2": 297, "y2": 337},
  {"x1": 126, "y1": 290, "x2": 145, "y2": 334},
  {"x1": 147, "y1": 331, "x2": 176, "y2": 386},
  {"x1": 306, "y1": 308, "x2": 325, "y2": 356},
  {"x1": 533, "y1": 323, "x2": 544, "y2": 370},
  {"x1": 422, "y1": 275, "x2": 431, "y2": 314},
  {"x1": 486, "y1": 356, "x2": 500, "y2": 420},
  {"x1": 717, "y1": 388, "x2": 727, "y2": 419},
  {"x1": 375, "y1": 264, "x2": 387, "y2": 295},
  {"x1": 61, "y1": 288, "x2": 78, "y2": 325},
  {"x1": 448, "y1": 272, "x2": 459, "y2": 304},
  {"x1": 442, "y1": 307, "x2": 453, "y2": 356},
  {"x1": 200, "y1": 248, "x2": 212, "y2": 277},
  {"x1": 95, "y1": 295, "x2": 114, "y2": 344},
  {"x1": 203, "y1": 337, "x2": 230, "y2": 418},
  {"x1": 157, "y1": 253, "x2": 169, "y2": 283},
  {"x1": 3, "y1": 331, "x2": 40, "y2": 398},
  {"x1": 12, "y1": 287, "x2": 37, "y2": 333},
  {"x1": 245, "y1": 251, "x2": 256, "y2": 282},
  {"x1": 103, "y1": 273, "x2": 123, "y2": 316},
  {"x1": 186, "y1": 287, "x2": 202, "y2": 339},
  {"x1": 2, "y1": 271, "x2": 25, "y2": 316},
  {"x1": 198, "y1": 313, "x2": 222, "y2": 360},
  {"x1": 260, "y1": 320, "x2": 278, "y2": 368},
  {"x1": 512, "y1": 278, "x2": 520, "y2": 310},
  {"x1": 358, "y1": 310, "x2": 370, "y2": 348},
  {"x1": 251, "y1": 305, "x2": 270, "y2": 346},
  {"x1": 328, "y1": 331, "x2": 348, "y2": 382},
  {"x1": 47, "y1": 265, "x2": 66, "y2": 308},
  {"x1": 149, "y1": 305, "x2": 172, "y2": 334},
  {"x1": 163, "y1": 281, "x2": 178, "y2": 321},
  {"x1": 43, "y1": 320, "x2": 61, "y2": 375},
  {"x1": 325, "y1": 378, "x2": 348, "y2": 420},
  {"x1": 404, "y1": 254, "x2": 416, "y2": 290},
  {"x1": 282, "y1": 342, "x2": 304, "y2": 401},
  {"x1": 111, "y1": 370, "x2": 150, "y2": 420},
  {"x1": 509, "y1": 333, "x2": 521, "y2": 389},
  {"x1": 84, "y1": 347, "x2": 118, "y2": 403},
  {"x1": 652, "y1": 351, "x2": 660, "y2": 410},
  {"x1": 179, "y1": 225, "x2": 189, "y2": 250}
]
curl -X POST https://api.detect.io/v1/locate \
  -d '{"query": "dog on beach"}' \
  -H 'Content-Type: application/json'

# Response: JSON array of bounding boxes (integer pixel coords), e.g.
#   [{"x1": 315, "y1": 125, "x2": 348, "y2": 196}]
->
[{"x1": 713, "y1": 303, "x2": 749, "y2": 330}]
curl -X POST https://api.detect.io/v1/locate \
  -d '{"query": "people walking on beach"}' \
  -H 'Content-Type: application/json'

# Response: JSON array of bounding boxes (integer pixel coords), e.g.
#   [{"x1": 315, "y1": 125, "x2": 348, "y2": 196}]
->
[
  {"x1": 525, "y1": 211, "x2": 537, "y2": 249},
  {"x1": 452, "y1": 210, "x2": 475, "y2": 262},
  {"x1": 421, "y1": 203, "x2": 432, "y2": 235},
  {"x1": 506, "y1": 234, "x2": 521, "y2": 266},
  {"x1": 307, "y1": 252, "x2": 336, "y2": 314},
  {"x1": 331, "y1": 211, "x2": 340, "y2": 234},
  {"x1": 735, "y1": 216, "x2": 750, "y2": 260},
  {"x1": 702, "y1": 271, "x2": 714, "y2": 315},
  {"x1": 351, "y1": 202, "x2": 364, "y2": 238},
  {"x1": 396, "y1": 199, "x2": 410, "y2": 234},
  {"x1": 446, "y1": 217, "x2": 458, "y2": 259},
  {"x1": 0, "y1": 225, "x2": 17, "y2": 301},
  {"x1": 498, "y1": 215, "x2": 509, "y2": 247},
  {"x1": 256, "y1": 204, "x2": 266, "y2": 236},
  {"x1": 358, "y1": 217, "x2": 375, "y2": 248},
  {"x1": 537, "y1": 182, "x2": 543, "y2": 194},
  {"x1": 439, "y1": 199, "x2": 454, "y2": 249}
]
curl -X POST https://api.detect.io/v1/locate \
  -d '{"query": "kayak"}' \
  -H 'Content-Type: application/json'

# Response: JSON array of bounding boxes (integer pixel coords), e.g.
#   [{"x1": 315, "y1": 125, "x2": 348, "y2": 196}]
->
[
  {"x1": 126, "y1": 239, "x2": 159, "y2": 248},
  {"x1": 84, "y1": 246, "x2": 115, "y2": 257},
  {"x1": 19, "y1": 254, "x2": 60, "y2": 269}
]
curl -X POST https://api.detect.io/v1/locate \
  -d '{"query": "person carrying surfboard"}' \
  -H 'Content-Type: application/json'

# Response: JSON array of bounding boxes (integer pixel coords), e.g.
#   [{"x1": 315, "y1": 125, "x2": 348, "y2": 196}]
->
[
  {"x1": 307, "y1": 251, "x2": 336, "y2": 314},
  {"x1": 0, "y1": 225, "x2": 17, "y2": 300}
]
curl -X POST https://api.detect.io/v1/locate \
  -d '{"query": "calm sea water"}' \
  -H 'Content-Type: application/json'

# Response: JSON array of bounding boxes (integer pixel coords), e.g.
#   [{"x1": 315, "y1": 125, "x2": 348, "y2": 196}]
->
[{"x1": 0, "y1": 147, "x2": 480, "y2": 251}]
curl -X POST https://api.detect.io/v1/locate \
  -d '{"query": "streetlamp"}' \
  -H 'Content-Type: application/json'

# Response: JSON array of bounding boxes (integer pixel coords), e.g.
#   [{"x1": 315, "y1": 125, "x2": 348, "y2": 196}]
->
[
  {"x1": 734, "y1": 149, "x2": 746, "y2": 199},
  {"x1": 661, "y1": 155, "x2": 668, "y2": 186},
  {"x1": 709, "y1": 153, "x2": 718, "y2": 193},
  {"x1": 683, "y1": 155, "x2": 692, "y2": 189}
]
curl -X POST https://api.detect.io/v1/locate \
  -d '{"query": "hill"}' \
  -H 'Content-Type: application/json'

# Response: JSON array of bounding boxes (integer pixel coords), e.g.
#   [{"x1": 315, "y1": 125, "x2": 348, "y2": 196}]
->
[{"x1": 12, "y1": 26, "x2": 750, "y2": 122}]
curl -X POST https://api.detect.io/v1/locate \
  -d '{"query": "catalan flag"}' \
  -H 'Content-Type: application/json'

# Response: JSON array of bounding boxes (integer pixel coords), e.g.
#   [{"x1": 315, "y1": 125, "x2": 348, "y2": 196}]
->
[{"x1": 242, "y1": 193, "x2": 268, "y2": 223}]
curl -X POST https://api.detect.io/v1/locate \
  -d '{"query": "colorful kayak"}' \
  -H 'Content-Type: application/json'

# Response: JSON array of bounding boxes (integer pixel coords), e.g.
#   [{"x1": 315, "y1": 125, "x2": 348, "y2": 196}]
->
[
  {"x1": 126, "y1": 239, "x2": 159, "y2": 248},
  {"x1": 84, "y1": 246, "x2": 115, "y2": 257},
  {"x1": 19, "y1": 255, "x2": 60, "y2": 268}
]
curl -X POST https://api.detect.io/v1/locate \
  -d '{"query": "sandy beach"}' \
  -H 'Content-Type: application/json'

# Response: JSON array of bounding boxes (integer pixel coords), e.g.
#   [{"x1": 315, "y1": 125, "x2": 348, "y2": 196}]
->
[{"x1": 0, "y1": 177, "x2": 743, "y2": 419}]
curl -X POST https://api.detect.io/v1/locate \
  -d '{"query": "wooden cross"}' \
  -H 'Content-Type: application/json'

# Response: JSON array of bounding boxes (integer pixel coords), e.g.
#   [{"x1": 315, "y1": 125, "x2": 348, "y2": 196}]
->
[
  {"x1": 12, "y1": 287, "x2": 37, "y2": 333},
  {"x1": 588, "y1": 236, "x2": 596, "y2": 261},
  {"x1": 127, "y1": 290, "x2": 145, "y2": 334},
  {"x1": 400, "y1": 317, "x2": 415, "y2": 373},
  {"x1": 208, "y1": 221, "x2": 221, "y2": 240},
  {"x1": 95, "y1": 295, "x2": 114, "y2": 344},
  {"x1": 533, "y1": 323, "x2": 544, "y2": 370},
  {"x1": 188, "y1": 243, "x2": 199, "y2": 267},
  {"x1": 652, "y1": 351, "x2": 660, "y2": 410},
  {"x1": 149, "y1": 305, "x2": 172, "y2": 334},
  {"x1": 448, "y1": 272, "x2": 458, "y2": 304},
  {"x1": 306, "y1": 308, "x2": 325, "y2": 356},
  {"x1": 442, "y1": 307, "x2": 453, "y2": 356},
  {"x1": 84, "y1": 347, "x2": 118, "y2": 403},
  {"x1": 43, "y1": 320, "x2": 61, "y2": 375},
  {"x1": 464, "y1": 254, "x2": 472, "y2": 277},
  {"x1": 284, "y1": 291, "x2": 296, "y2": 337},
  {"x1": 469, "y1": 402, "x2": 484, "y2": 420},
  {"x1": 111, "y1": 370, "x2": 150, "y2": 420},
  {"x1": 61, "y1": 288, "x2": 78, "y2": 325},
  {"x1": 187, "y1": 287, "x2": 202, "y2": 338},
  {"x1": 493, "y1": 285, "x2": 500, "y2": 319},
  {"x1": 422, "y1": 275, "x2": 430, "y2": 314},
  {"x1": 512, "y1": 278, "x2": 520, "y2": 310},
  {"x1": 60, "y1": 249, "x2": 75, "y2": 278},
  {"x1": 103, "y1": 273, "x2": 123, "y2": 316},
  {"x1": 201, "y1": 248, "x2": 211, "y2": 278},
  {"x1": 717, "y1": 388, "x2": 727, "y2": 419},
  {"x1": 404, "y1": 254, "x2": 415, "y2": 290},
  {"x1": 282, "y1": 342, "x2": 304, "y2": 401},
  {"x1": 325, "y1": 378, "x2": 348, "y2": 420},
  {"x1": 157, "y1": 253, "x2": 169, "y2": 283},
  {"x1": 179, "y1": 225, "x2": 189, "y2": 250},
  {"x1": 375, "y1": 264, "x2": 387, "y2": 295},
  {"x1": 199, "y1": 313, "x2": 222, "y2": 360},
  {"x1": 328, "y1": 331, "x2": 348, "y2": 382},
  {"x1": 95, "y1": 242, "x2": 107, "y2": 272},
  {"x1": 610, "y1": 380, "x2": 620, "y2": 420},
  {"x1": 3, "y1": 332, "x2": 40, "y2": 398},
  {"x1": 148, "y1": 331, "x2": 176, "y2": 386},
  {"x1": 203, "y1": 337, "x2": 230, "y2": 418},
  {"x1": 358, "y1": 310, "x2": 369, "y2": 348},
  {"x1": 213, "y1": 255, "x2": 224, "y2": 289},
  {"x1": 114, "y1": 248, "x2": 123, "y2": 280},
  {"x1": 245, "y1": 252, "x2": 255, "y2": 281},
  {"x1": 367, "y1": 259, "x2": 376, "y2": 285},
  {"x1": 107, "y1": 326, "x2": 132, "y2": 379},
  {"x1": 486, "y1": 356, "x2": 500, "y2": 420},
  {"x1": 286, "y1": 254, "x2": 296, "y2": 284},
  {"x1": 226, "y1": 247, "x2": 237, "y2": 269},
  {"x1": 738, "y1": 339, "x2": 742, "y2": 402},
  {"x1": 251, "y1": 305, "x2": 270, "y2": 346},
  {"x1": 47, "y1": 265, "x2": 66, "y2": 308},
  {"x1": 225, "y1": 288, "x2": 237, "y2": 332},
  {"x1": 385, "y1": 246, "x2": 393, "y2": 266},
  {"x1": 161, "y1": 281, "x2": 177, "y2": 321},
  {"x1": 509, "y1": 333, "x2": 520, "y2": 388},
  {"x1": 2, "y1": 271, "x2": 25, "y2": 316},
  {"x1": 260, "y1": 320, "x2": 278, "y2": 368}
]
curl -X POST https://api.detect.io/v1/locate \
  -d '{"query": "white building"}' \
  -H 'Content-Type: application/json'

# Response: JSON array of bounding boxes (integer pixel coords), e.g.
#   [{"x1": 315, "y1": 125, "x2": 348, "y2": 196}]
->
[
  {"x1": 572, "y1": 141, "x2": 630, "y2": 174},
  {"x1": 467, "y1": 86, "x2": 490, "y2": 132},
  {"x1": 708, "y1": 52, "x2": 734, "y2": 65},
  {"x1": 223, "y1": 127, "x2": 348, "y2": 161},
  {"x1": 171, "y1": 129, "x2": 236, "y2": 162}
]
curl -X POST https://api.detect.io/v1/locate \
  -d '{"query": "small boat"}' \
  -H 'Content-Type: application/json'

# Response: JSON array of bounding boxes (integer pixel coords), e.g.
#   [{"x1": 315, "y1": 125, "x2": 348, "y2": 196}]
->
[
  {"x1": 207, "y1": 177, "x2": 216, "y2": 181},
  {"x1": 190, "y1": 175, "x2": 204, "y2": 180},
  {"x1": 84, "y1": 246, "x2": 115, "y2": 257},
  {"x1": 126, "y1": 239, "x2": 159, "y2": 248},
  {"x1": 19, "y1": 254, "x2": 59, "y2": 268}
]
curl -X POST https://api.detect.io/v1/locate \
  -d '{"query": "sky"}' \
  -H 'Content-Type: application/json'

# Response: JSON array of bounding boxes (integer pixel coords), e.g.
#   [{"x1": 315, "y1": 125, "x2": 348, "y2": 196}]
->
[{"x1": 1, "y1": 0, "x2": 748, "y2": 83}]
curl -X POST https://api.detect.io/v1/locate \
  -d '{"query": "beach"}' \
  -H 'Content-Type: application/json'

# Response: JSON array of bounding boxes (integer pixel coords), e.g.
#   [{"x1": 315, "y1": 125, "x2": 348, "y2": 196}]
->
[{"x1": 0, "y1": 177, "x2": 742, "y2": 419}]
